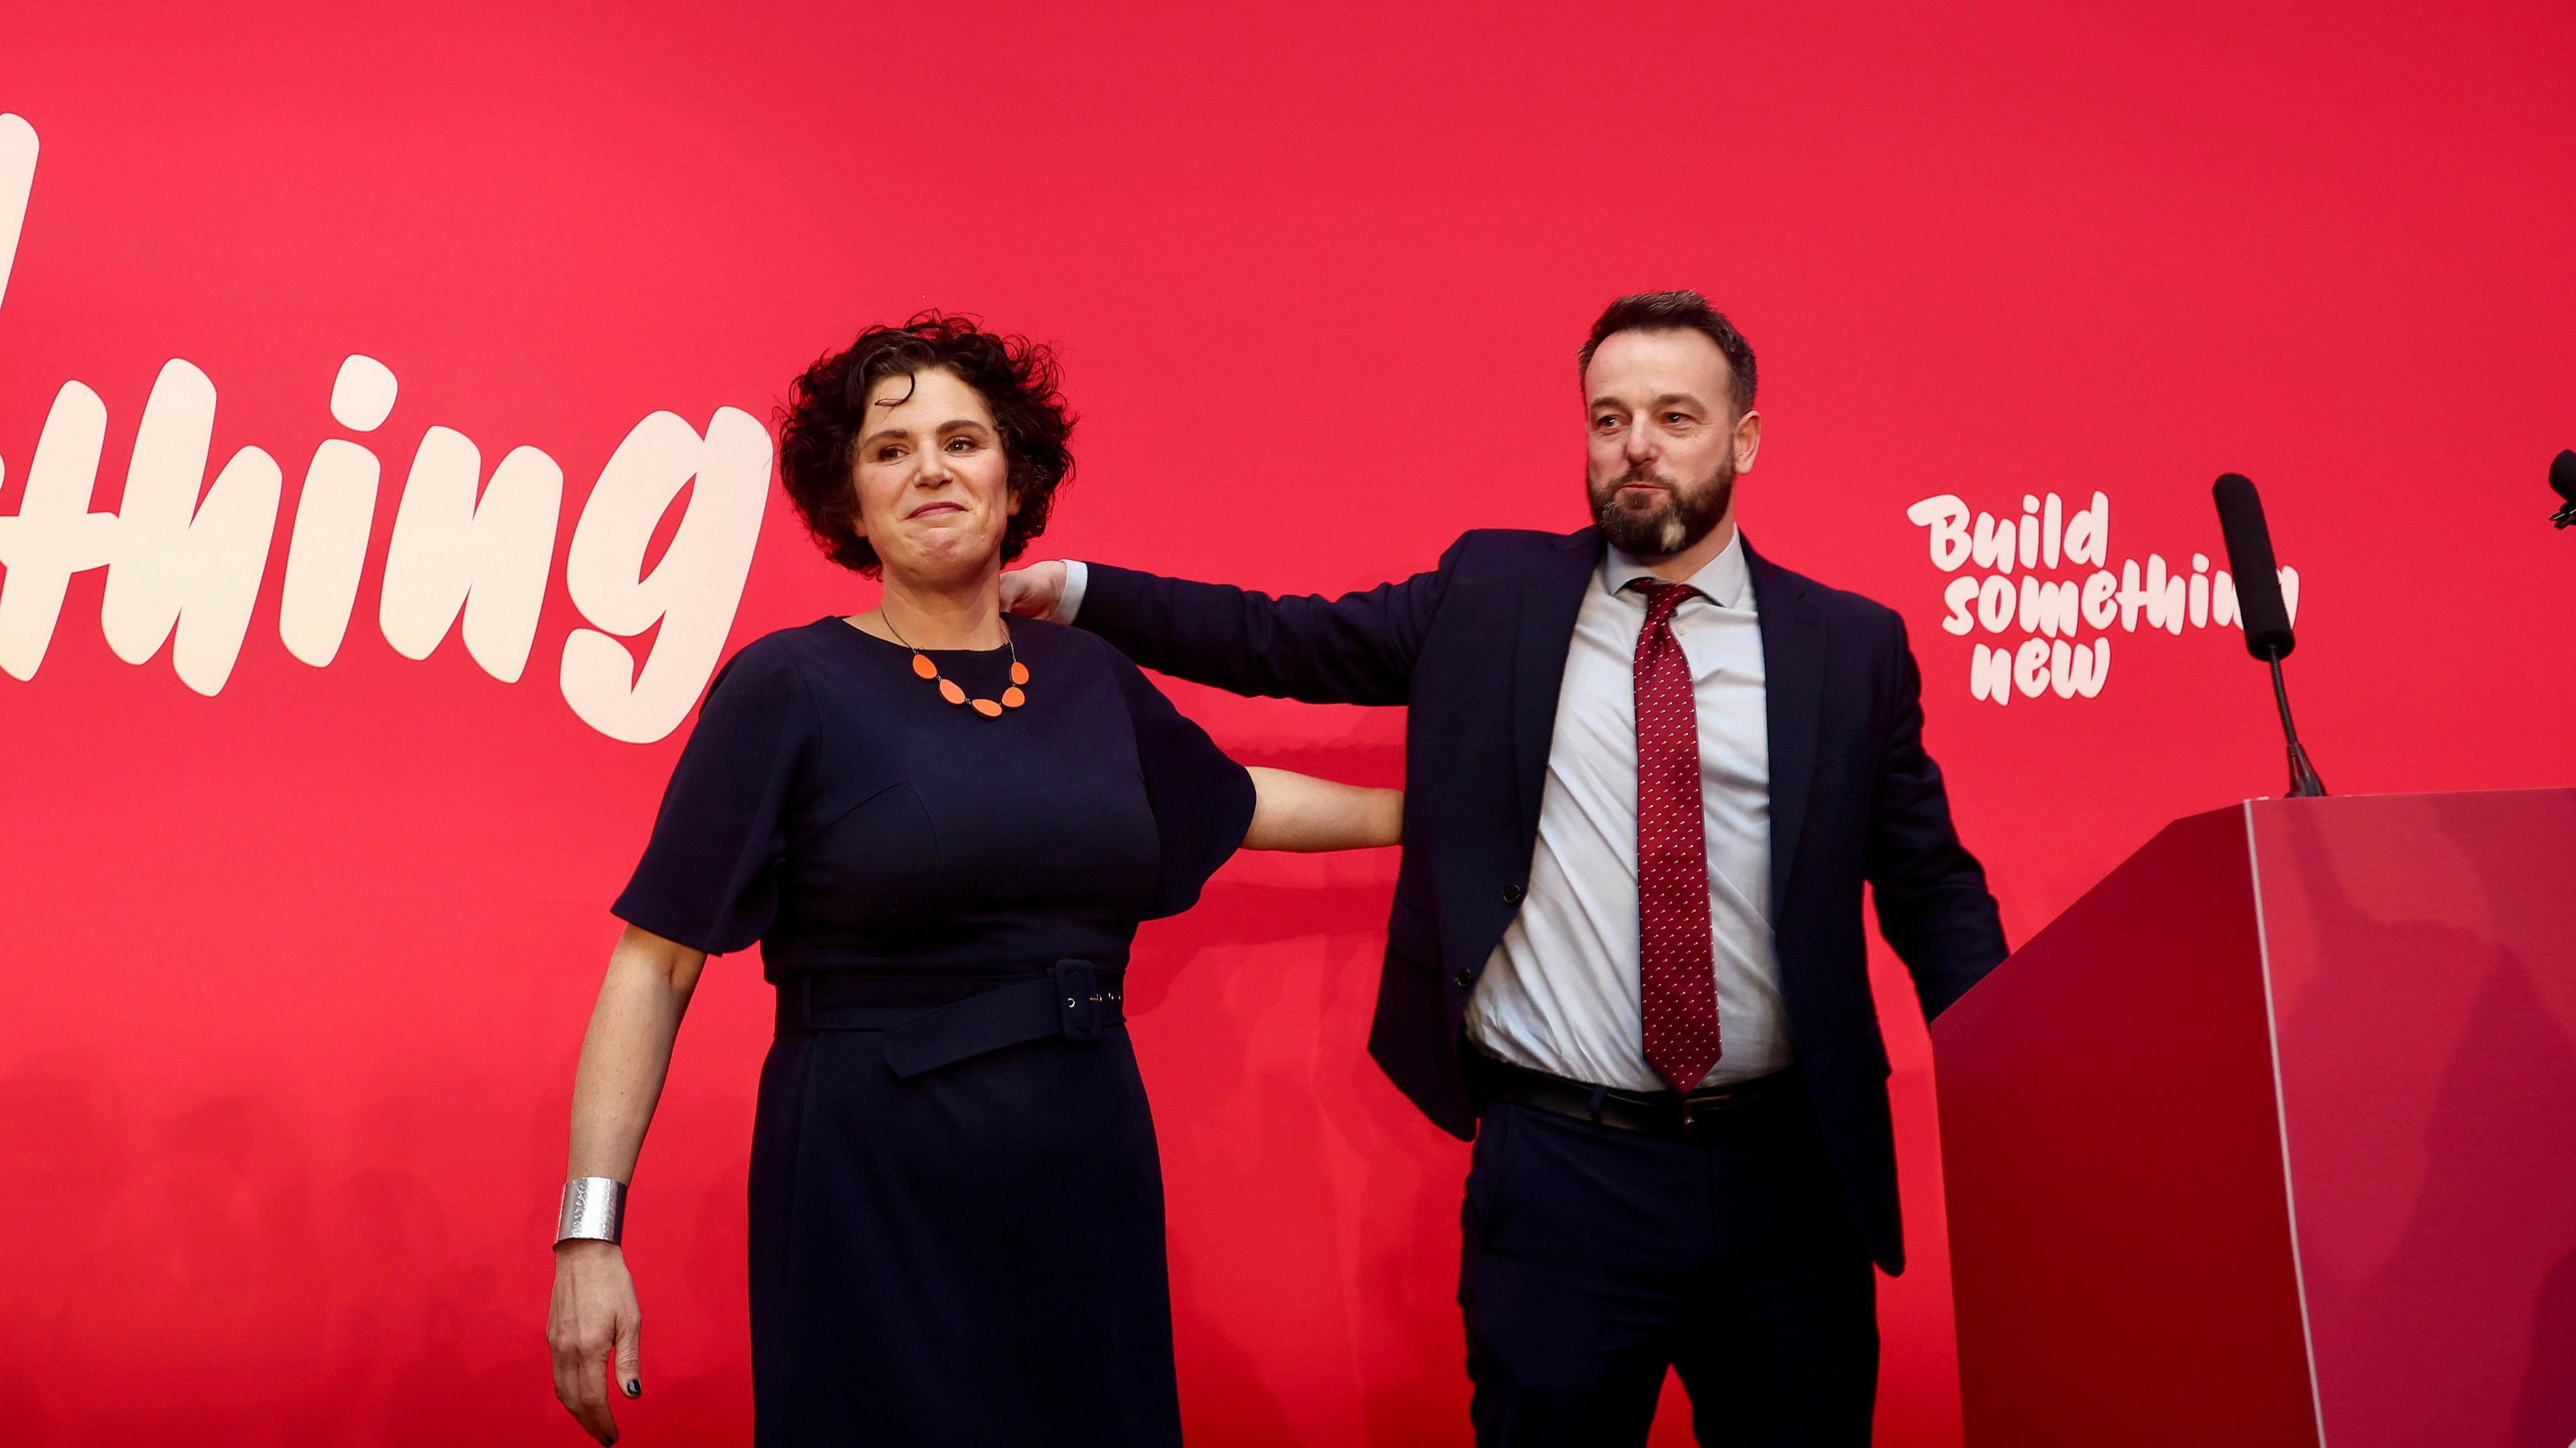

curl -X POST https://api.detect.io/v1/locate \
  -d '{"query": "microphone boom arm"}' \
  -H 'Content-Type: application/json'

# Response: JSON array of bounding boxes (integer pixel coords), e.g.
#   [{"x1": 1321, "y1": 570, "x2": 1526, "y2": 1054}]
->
[{"x1": 2268, "y1": 651, "x2": 2327, "y2": 797}]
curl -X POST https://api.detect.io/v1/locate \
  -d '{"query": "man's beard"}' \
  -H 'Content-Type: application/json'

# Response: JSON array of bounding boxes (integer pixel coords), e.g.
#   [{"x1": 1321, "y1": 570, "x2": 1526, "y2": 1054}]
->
[{"x1": 1587, "y1": 457, "x2": 1735, "y2": 558}]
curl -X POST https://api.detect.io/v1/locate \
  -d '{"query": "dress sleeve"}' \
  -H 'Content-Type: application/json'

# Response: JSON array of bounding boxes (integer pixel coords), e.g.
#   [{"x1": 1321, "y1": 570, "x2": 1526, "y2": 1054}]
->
[
  {"x1": 610, "y1": 641, "x2": 818, "y2": 955},
  {"x1": 1106, "y1": 647, "x2": 1258, "y2": 920}
]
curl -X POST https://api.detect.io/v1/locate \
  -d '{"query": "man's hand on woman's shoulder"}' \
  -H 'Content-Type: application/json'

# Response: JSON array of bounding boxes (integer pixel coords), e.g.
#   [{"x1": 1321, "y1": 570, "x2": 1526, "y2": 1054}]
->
[{"x1": 1000, "y1": 560, "x2": 1067, "y2": 618}]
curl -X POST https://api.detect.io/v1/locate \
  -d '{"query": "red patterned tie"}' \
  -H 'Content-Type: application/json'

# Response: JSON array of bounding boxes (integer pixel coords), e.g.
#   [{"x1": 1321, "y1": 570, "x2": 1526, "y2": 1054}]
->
[{"x1": 1630, "y1": 579, "x2": 1721, "y2": 1092}]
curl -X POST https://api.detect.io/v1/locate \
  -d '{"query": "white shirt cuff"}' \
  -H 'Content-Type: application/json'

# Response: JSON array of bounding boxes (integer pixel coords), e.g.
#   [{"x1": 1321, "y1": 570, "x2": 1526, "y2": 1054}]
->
[{"x1": 1055, "y1": 559, "x2": 1091, "y2": 624}]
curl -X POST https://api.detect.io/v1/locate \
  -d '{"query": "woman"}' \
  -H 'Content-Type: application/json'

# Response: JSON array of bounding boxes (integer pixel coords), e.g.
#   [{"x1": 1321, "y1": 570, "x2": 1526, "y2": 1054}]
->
[{"x1": 545, "y1": 315, "x2": 1399, "y2": 1446}]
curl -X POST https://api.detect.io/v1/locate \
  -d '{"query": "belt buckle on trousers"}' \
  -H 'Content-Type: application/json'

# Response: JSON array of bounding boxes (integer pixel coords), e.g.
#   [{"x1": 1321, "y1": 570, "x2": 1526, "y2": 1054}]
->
[
  {"x1": 1607, "y1": 1085, "x2": 1741, "y2": 1144},
  {"x1": 1678, "y1": 1084, "x2": 1751, "y2": 1144},
  {"x1": 1674, "y1": 1071, "x2": 1794, "y2": 1142}
]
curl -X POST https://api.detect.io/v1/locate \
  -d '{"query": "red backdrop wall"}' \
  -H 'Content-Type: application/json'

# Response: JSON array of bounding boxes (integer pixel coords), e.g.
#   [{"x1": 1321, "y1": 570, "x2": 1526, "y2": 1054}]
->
[{"x1": 3, "y1": 3, "x2": 2572, "y2": 1443}]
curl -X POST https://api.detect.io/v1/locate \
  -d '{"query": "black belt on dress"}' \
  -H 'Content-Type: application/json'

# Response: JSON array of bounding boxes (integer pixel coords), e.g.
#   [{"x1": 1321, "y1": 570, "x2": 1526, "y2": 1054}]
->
[
  {"x1": 775, "y1": 960, "x2": 1126, "y2": 1079},
  {"x1": 1469, "y1": 1052, "x2": 1801, "y2": 1143}
]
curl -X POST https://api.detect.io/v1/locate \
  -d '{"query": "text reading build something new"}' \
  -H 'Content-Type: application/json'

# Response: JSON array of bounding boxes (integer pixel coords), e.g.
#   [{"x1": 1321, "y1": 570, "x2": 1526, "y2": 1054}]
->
[{"x1": 1907, "y1": 491, "x2": 2302, "y2": 706}]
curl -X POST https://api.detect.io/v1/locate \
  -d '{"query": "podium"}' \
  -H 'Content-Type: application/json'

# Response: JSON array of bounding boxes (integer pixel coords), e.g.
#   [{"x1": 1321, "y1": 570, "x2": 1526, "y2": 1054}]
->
[{"x1": 1933, "y1": 789, "x2": 2576, "y2": 1446}]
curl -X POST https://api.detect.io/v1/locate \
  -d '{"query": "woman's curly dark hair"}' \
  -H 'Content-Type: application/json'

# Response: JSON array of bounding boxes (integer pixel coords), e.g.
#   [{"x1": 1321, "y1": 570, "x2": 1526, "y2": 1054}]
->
[{"x1": 776, "y1": 313, "x2": 1075, "y2": 576}]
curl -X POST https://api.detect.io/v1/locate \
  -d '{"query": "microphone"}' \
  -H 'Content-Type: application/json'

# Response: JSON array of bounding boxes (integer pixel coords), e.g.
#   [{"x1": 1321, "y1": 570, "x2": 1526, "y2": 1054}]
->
[
  {"x1": 2212, "y1": 474, "x2": 2296, "y2": 661},
  {"x1": 2210, "y1": 474, "x2": 2325, "y2": 797},
  {"x1": 2552, "y1": 450, "x2": 2576, "y2": 528}
]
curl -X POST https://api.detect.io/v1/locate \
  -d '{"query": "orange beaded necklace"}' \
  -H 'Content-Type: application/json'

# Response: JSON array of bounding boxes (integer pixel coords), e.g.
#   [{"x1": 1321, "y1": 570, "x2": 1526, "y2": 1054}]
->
[{"x1": 881, "y1": 611, "x2": 1028, "y2": 718}]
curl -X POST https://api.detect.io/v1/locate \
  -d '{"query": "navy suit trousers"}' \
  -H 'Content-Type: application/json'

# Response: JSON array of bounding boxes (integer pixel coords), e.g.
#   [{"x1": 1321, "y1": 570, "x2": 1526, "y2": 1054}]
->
[{"x1": 1459, "y1": 1082, "x2": 1878, "y2": 1447}]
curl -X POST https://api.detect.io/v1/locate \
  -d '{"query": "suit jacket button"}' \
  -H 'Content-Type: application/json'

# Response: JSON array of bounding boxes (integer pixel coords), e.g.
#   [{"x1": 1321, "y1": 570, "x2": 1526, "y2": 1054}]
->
[
  {"x1": 1452, "y1": 969, "x2": 1474, "y2": 988},
  {"x1": 1501, "y1": 884, "x2": 1525, "y2": 905}
]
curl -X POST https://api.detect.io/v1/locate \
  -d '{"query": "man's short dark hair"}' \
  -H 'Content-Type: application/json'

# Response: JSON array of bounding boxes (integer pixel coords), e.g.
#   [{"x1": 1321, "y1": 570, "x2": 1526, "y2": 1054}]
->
[
  {"x1": 777, "y1": 312, "x2": 1075, "y2": 577},
  {"x1": 1577, "y1": 290, "x2": 1758, "y2": 417}
]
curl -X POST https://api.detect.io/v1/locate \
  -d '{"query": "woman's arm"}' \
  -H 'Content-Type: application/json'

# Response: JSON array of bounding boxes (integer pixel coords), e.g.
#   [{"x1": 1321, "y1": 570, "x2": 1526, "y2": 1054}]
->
[
  {"x1": 1242, "y1": 767, "x2": 1402, "y2": 851},
  {"x1": 547, "y1": 925, "x2": 707, "y2": 1445}
]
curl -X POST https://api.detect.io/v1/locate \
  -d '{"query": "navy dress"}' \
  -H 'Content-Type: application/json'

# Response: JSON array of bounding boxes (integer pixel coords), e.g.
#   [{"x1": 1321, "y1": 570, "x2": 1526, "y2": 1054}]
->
[{"x1": 612, "y1": 616, "x2": 1256, "y2": 1447}]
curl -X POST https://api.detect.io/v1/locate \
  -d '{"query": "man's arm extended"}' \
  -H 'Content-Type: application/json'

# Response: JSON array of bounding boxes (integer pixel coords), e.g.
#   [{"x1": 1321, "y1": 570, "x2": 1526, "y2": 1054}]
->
[{"x1": 1002, "y1": 543, "x2": 1461, "y2": 706}]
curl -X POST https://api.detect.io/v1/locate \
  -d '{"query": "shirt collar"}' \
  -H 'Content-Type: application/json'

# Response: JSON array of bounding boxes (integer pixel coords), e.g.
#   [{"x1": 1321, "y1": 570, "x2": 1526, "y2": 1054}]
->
[{"x1": 1601, "y1": 526, "x2": 1754, "y2": 611}]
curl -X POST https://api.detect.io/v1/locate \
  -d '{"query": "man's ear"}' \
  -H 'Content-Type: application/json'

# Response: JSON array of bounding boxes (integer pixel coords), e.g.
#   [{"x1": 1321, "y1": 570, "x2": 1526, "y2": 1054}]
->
[{"x1": 1733, "y1": 408, "x2": 1763, "y2": 476}]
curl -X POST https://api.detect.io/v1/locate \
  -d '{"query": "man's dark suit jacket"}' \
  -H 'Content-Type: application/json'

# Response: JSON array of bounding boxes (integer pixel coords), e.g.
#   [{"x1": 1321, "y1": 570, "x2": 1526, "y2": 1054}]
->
[{"x1": 1075, "y1": 526, "x2": 2008, "y2": 1273}]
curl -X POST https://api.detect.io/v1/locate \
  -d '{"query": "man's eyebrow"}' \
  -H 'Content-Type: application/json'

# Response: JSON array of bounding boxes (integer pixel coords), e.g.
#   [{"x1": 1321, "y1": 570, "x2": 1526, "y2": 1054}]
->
[{"x1": 1587, "y1": 392, "x2": 1712, "y2": 413}]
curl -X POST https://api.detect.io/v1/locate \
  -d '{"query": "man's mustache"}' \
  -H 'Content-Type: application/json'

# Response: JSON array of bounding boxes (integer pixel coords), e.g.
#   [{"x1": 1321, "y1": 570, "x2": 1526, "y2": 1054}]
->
[{"x1": 1606, "y1": 469, "x2": 1677, "y2": 494}]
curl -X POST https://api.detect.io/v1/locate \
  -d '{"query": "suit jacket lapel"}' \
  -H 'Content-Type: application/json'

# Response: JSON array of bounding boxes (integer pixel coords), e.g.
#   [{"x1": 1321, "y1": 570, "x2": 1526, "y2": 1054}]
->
[
  {"x1": 1512, "y1": 528, "x2": 1603, "y2": 850},
  {"x1": 1745, "y1": 534, "x2": 1824, "y2": 922}
]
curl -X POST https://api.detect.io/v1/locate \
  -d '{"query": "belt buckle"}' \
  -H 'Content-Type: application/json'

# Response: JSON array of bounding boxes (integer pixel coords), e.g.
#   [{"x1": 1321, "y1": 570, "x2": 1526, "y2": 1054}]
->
[
  {"x1": 1054, "y1": 960, "x2": 1111, "y2": 1042},
  {"x1": 1680, "y1": 1090, "x2": 1733, "y2": 1144}
]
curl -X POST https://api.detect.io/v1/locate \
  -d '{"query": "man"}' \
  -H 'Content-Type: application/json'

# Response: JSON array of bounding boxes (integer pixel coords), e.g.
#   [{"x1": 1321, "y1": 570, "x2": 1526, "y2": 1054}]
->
[{"x1": 1002, "y1": 291, "x2": 2008, "y2": 1445}]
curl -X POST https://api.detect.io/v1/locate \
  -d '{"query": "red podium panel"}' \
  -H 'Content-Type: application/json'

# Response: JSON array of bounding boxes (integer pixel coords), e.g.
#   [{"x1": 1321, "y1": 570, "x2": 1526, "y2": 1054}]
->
[{"x1": 1934, "y1": 789, "x2": 2576, "y2": 1446}]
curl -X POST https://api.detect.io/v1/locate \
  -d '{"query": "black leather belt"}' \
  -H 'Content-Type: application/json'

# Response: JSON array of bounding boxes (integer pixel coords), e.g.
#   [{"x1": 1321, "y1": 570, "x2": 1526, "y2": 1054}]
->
[
  {"x1": 775, "y1": 961, "x2": 1126, "y2": 1079},
  {"x1": 1471, "y1": 1054, "x2": 1800, "y2": 1143}
]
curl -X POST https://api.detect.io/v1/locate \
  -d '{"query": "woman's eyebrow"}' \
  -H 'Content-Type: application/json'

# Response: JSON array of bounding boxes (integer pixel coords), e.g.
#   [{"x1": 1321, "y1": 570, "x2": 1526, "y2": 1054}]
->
[{"x1": 859, "y1": 416, "x2": 989, "y2": 449}]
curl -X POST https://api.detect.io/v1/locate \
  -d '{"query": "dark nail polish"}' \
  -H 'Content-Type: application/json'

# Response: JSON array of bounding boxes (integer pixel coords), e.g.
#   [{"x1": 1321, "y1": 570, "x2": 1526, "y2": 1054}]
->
[{"x1": 625, "y1": 1379, "x2": 641, "y2": 1398}]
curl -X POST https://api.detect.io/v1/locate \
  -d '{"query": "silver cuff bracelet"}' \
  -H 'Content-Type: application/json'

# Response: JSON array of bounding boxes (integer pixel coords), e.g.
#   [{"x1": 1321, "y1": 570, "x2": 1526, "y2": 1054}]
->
[{"x1": 555, "y1": 1176, "x2": 627, "y2": 1247}]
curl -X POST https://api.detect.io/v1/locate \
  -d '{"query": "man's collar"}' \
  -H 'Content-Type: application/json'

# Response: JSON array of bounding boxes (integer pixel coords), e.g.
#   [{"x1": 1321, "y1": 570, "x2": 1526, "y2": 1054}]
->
[{"x1": 1601, "y1": 525, "x2": 1752, "y2": 610}]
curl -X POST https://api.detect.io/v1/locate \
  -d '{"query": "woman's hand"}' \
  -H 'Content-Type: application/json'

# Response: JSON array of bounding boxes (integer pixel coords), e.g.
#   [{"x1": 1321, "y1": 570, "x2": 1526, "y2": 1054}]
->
[
  {"x1": 549, "y1": 1239, "x2": 643, "y2": 1443},
  {"x1": 1243, "y1": 767, "x2": 1403, "y2": 851}
]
